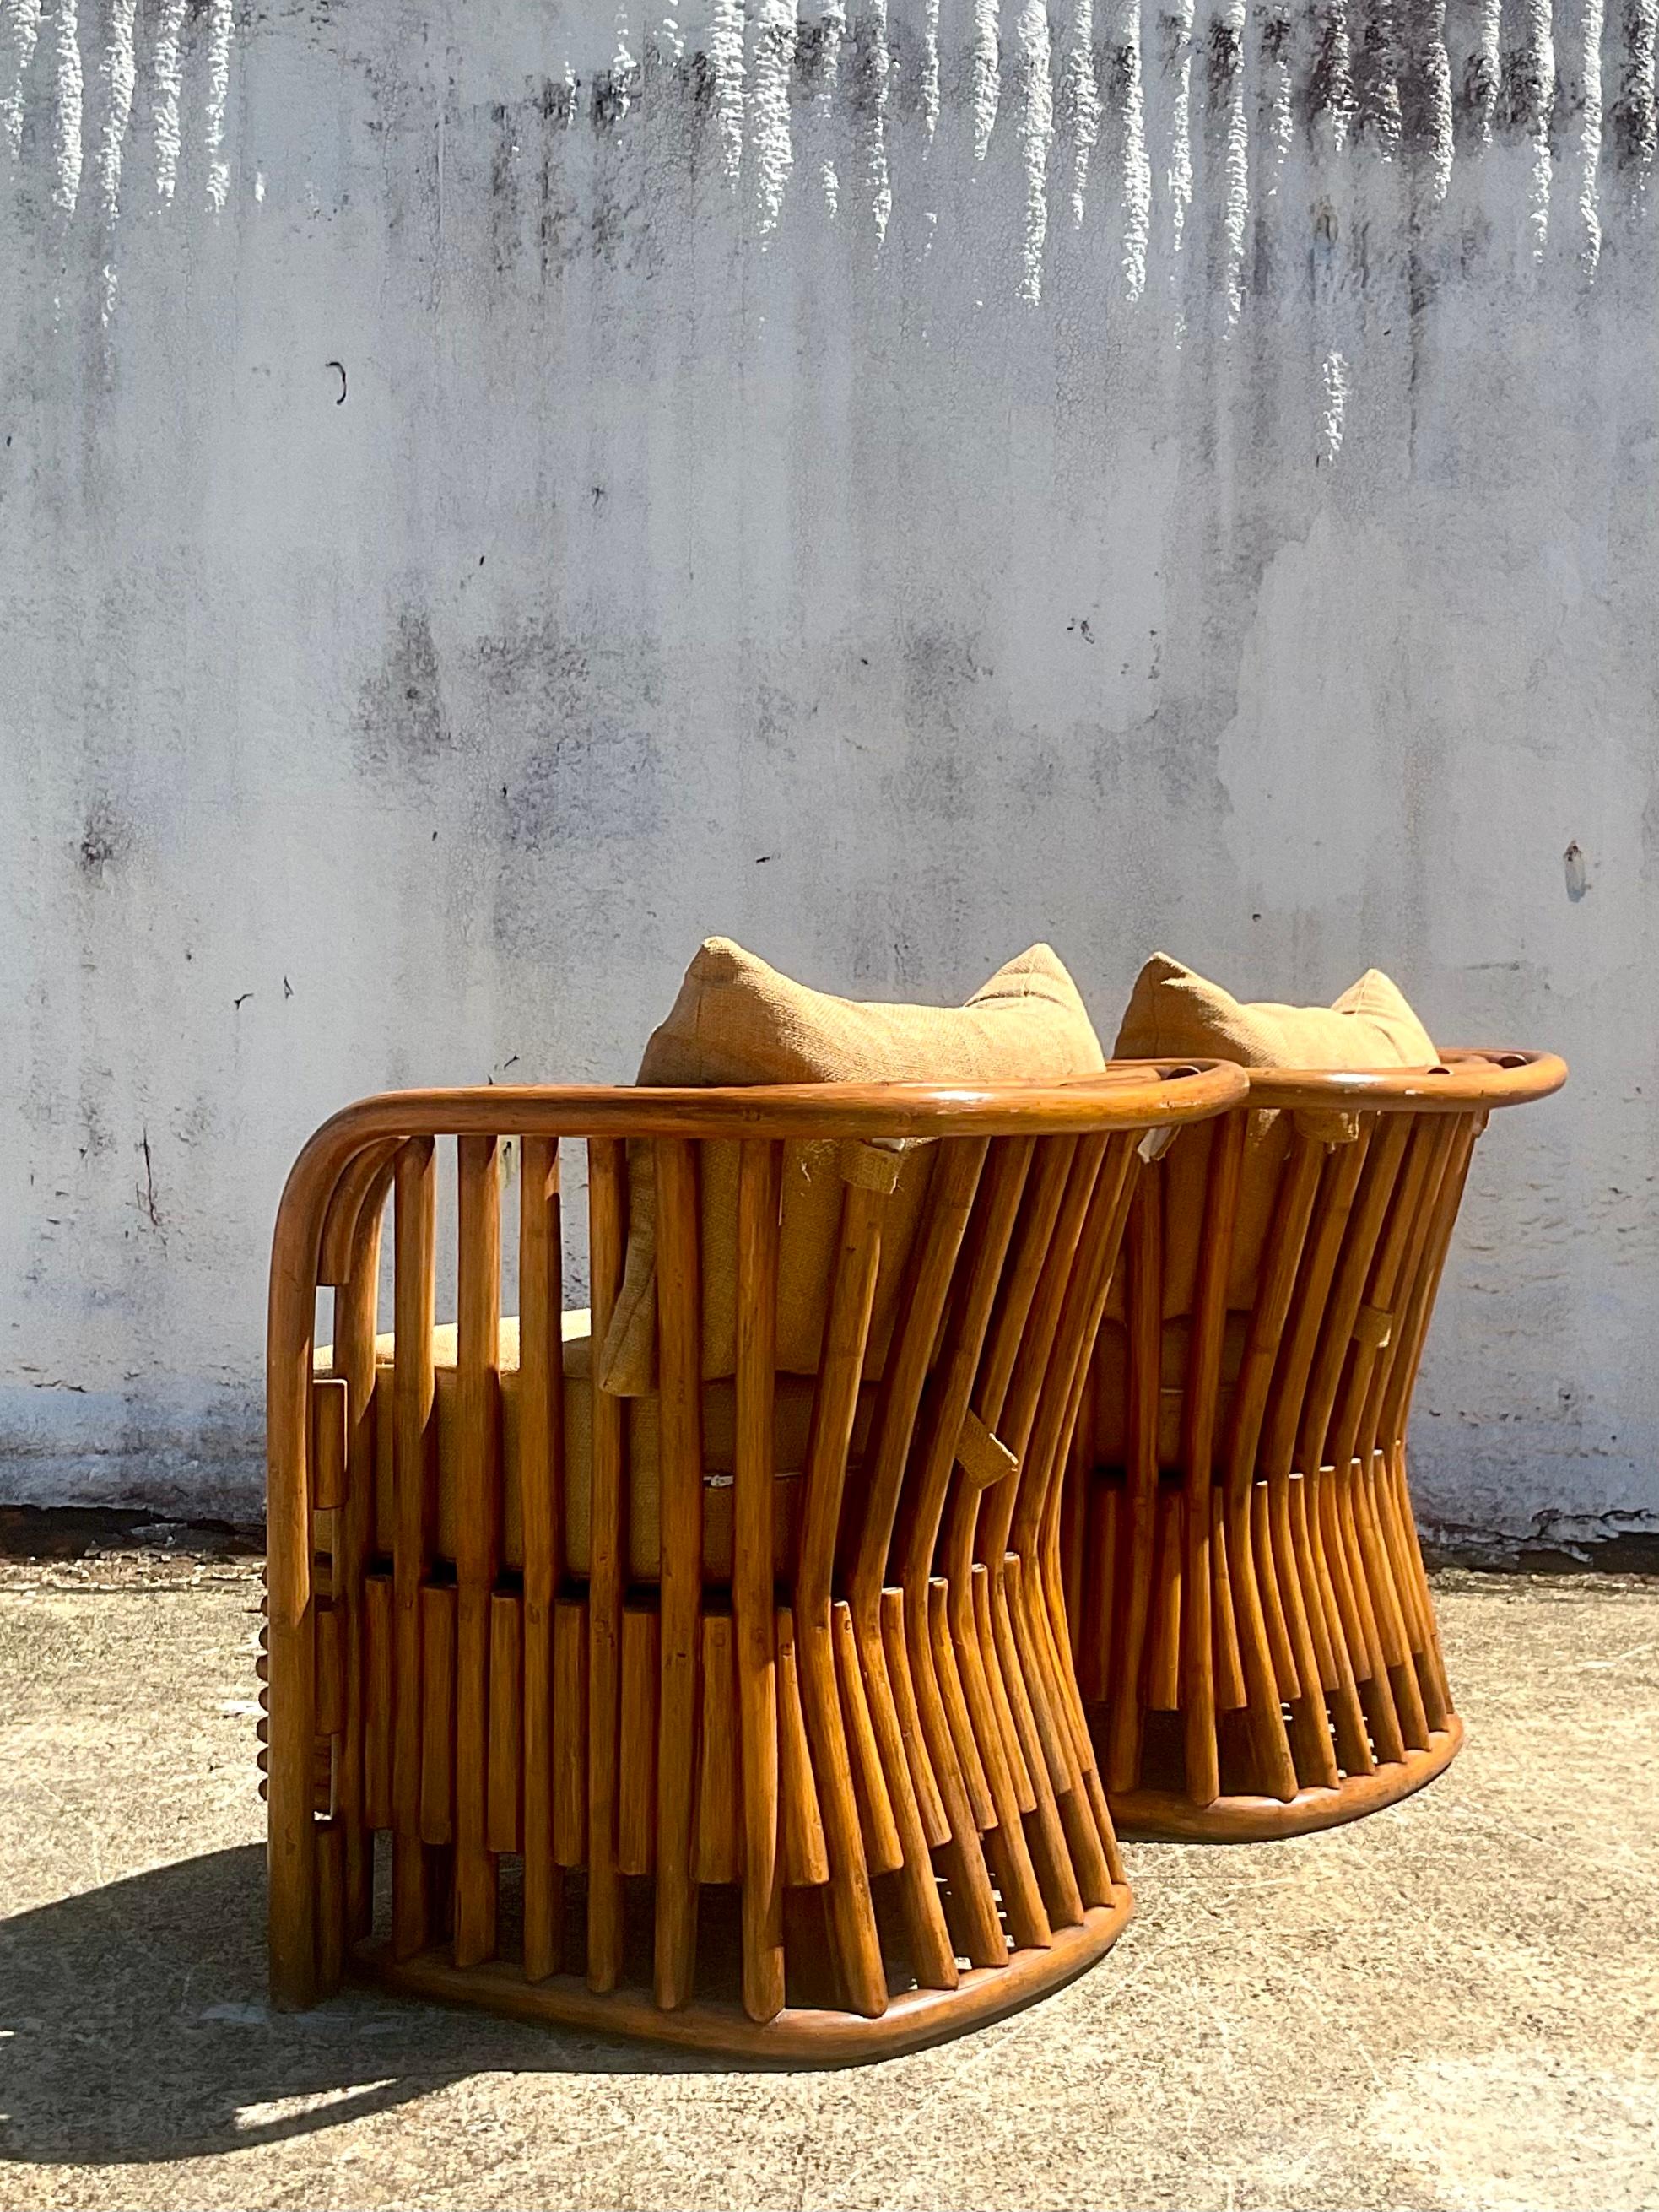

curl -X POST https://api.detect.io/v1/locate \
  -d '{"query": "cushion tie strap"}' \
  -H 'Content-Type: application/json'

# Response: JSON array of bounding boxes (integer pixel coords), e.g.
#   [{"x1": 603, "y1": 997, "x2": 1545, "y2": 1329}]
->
[
  {"x1": 954, "y1": 1409, "x2": 1019, "y2": 1490},
  {"x1": 1354, "y1": 1305, "x2": 1394, "y2": 1351},
  {"x1": 1294, "y1": 1108, "x2": 1364, "y2": 1146},
  {"x1": 839, "y1": 1138, "x2": 905, "y2": 1195}
]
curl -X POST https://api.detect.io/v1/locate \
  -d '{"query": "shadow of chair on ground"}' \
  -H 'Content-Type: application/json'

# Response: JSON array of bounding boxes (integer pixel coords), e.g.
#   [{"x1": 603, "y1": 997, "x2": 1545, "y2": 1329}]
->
[{"x1": 0, "y1": 1845, "x2": 716, "y2": 2168}]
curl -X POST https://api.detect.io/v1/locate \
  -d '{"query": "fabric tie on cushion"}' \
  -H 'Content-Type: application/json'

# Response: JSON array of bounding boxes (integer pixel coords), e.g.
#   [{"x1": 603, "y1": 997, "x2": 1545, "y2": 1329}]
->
[{"x1": 954, "y1": 1408, "x2": 1019, "y2": 1490}]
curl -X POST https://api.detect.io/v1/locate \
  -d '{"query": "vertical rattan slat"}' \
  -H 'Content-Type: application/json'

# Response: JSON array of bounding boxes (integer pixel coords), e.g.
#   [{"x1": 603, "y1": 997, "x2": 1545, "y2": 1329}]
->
[
  {"x1": 1002, "y1": 1140, "x2": 1116, "y2": 1907},
  {"x1": 1031, "y1": 1138, "x2": 1141, "y2": 1892},
  {"x1": 653, "y1": 1137, "x2": 705, "y2": 2011},
  {"x1": 1177, "y1": 1111, "x2": 1243, "y2": 1806},
  {"x1": 585, "y1": 1138, "x2": 628, "y2": 1993},
  {"x1": 734, "y1": 1138, "x2": 786, "y2": 2024},
  {"x1": 898, "y1": 1148, "x2": 1021, "y2": 1970},
  {"x1": 419, "y1": 1582, "x2": 455, "y2": 1845},
  {"x1": 796, "y1": 1164, "x2": 893, "y2": 2019},
  {"x1": 391, "y1": 1137, "x2": 439, "y2": 1960},
  {"x1": 938, "y1": 1143, "x2": 1051, "y2": 1954},
  {"x1": 326, "y1": 1150, "x2": 395, "y2": 1960},
  {"x1": 453, "y1": 1135, "x2": 503, "y2": 1967},
  {"x1": 618, "y1": 1604, "x2": 659, "y2": 1874},
  {"x1": 1106, "y1": 1178, "x2": 1162, "y2": 1793},
  {"x1": 518, "y1": 1133, "x2": 564, "y2": 1981}
]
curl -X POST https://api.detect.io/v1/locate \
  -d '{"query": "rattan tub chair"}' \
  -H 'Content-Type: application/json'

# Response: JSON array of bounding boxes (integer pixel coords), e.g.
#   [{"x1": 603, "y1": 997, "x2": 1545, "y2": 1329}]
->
[
  {"x1": 1065, "y1": 959, "x2": 1565, "y2": 1841},
  {"x1": 262, "y1": 1058, "x2": 1246, "y2": 2058}
]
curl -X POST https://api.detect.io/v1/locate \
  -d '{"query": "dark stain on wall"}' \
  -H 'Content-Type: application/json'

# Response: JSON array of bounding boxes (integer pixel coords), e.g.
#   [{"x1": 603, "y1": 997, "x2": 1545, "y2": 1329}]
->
[
  {"x1": 890, "y1": 629, "x2": 990, "y2": 830},
  {"x1": 753, "y1": 16, "x2": 794, "y2": 82},
  {"x1": 592, "y1": 62, "x2": 639, "y2": 131},
  {"x1": 845, "y1": 14, "x2": 890, "y2": 123},
  {"x1": 1454, "y1": 47, "x2": 1500, "y2": 146},
  {"x1": 1499, "y1": 39, "x2": 1553, "y2": 136},
  {"x1": 496, "y1": 726, "x2": 662, "y2": 857},
  {"x1": 476, "y1": 617, "x2": 665, "y2": 858},
  {"x1": 1207, "y1": 15, "x2": 1243, "y2": 109},
  {"x1": 77, "y1": 800, "x2": 125, "y2": 879},
  {"x1": 1353, "y1": 0, "x2": 1403, "y2": 149},
  {"x1": 685, "y1": 46, "x2": 721, "y2": 110},
  {"x1": 1397, "y1": 0, "x2": 1451, "y2": 160},
  {"x1": 793, "y1": 20, "x2": 836, "y2": 91},
  {"x1": 489, "y1": 100, "x2": 520, "y2": 276},
  {"x1": 1306, "y1": 4, "x2": 1354, "y2": 132},
  {"x1": 357, "y1": 608, "x2": 449, "y2": 768},
  {"x1": 1611, "y1": 0, "x2": 1659, "y2": 172},
  {"x1": 1103, "y1": 41, "x2": 1139, "y2": 105},
  {"x1": 539, "y1": 74, "x2": 577, "y2": 130},
  {"x1": 535, "y1": 79, "x2": 582, "y2": 278}
]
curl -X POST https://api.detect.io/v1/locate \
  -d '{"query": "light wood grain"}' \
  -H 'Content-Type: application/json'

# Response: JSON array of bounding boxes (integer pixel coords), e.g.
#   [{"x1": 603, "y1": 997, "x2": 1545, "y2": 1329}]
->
[
  {"x1": 585, "y1": 1138, "x2": 627, "y2": 1991},
  {"x1": 419, "y1": 1582, "x2": 455, "y2": 1846},
  {"x1": 488, "y1": 1593, "x2": 523, "y2": 1855},
  {"x1": 518, "y1": 1133, "x2": 564, "y2": 1980},
  {"x1": 453, "y1": 1134, "x2": 502, "y2": 1967},
  {"x1": 391, "y1": 1138, "x2": 437, "y2": 1961},
  {"x1": 733, "y1": 1139, "x2": 785, "y2": 2021},
  {"x1": 618, "y1": 1604, "x2": 659, "y2": 1877},
  {"x1": 652, "y1": 1138, "x2": 704, "y2": 2011}
]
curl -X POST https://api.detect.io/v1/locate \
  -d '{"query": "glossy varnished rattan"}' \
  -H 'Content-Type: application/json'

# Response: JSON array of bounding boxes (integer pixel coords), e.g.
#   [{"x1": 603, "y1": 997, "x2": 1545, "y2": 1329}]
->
[
  {"x1": 1067, "y1": 1048, "x2": 1565, "y2": 1842},
  {"x1": 263, "y1": 1060, "x2": 1246, "y2": 2055}
]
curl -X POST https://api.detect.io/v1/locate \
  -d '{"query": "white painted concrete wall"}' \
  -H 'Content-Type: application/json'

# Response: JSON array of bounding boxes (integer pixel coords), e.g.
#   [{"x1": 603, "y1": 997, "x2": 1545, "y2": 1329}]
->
[{"x1": 2, "y1": 0, "x2": 1655, "y2": 1547}]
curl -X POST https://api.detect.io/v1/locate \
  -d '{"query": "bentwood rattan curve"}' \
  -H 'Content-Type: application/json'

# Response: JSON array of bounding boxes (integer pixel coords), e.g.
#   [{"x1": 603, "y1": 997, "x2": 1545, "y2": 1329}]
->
[
  {"x1": 1064, "y1": 1047, "x2": 1566, "y2": 1842},
  {"x1": 263, "y1": 1060, "x2": 1246, "y2": 2058}
]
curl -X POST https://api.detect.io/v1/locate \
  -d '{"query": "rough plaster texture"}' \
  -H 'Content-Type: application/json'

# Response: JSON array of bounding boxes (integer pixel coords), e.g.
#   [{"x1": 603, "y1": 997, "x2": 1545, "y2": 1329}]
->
[
  {"x1": 2, "y1": 1558, "x2": 1656, "y2": 2207},
  {"x1": 1, "y1": 0, "x2": 1656, "y2": 1542}
]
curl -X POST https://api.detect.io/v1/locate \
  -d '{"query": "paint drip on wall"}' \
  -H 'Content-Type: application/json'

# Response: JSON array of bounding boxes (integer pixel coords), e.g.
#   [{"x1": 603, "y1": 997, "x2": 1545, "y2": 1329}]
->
[{"x1": 3, "y1": 0, "x2": 1656, "y2": 314}]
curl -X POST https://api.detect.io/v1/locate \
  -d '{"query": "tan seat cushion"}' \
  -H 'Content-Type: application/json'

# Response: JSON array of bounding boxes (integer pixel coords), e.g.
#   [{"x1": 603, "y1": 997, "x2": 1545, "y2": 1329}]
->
[
  {"x1": 317, "y1": 1315, "x2": 872, "y2": 1582},
  {"x1": 1094, "y1": 955, "x2": 1437, "y2": 1463},
  {"x1": 597, "y1": 938, "x2": 1106, "y2": 1396}
]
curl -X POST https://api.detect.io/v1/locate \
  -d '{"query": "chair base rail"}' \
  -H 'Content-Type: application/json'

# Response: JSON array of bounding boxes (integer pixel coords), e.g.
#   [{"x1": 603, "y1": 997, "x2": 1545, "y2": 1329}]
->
[
  {"x1": 1108, "y1": 1719, "x2": 1463, "y2": 1843},
  {"x1": 350, "y1": 1893, "x2": 1133, "y2": 2063}
]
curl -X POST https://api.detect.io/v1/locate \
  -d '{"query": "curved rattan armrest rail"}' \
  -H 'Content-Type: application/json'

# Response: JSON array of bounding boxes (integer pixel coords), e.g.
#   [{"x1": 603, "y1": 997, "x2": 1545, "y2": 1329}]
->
[
  {"x1": 274, "y1": 1062, "x2": 1248, "y2": 1304},
  {"x1": 1240, "y1": 1047, "x2": 1566, "y2": 1116},
  {"x1": 284, "y1": 1059, "x2": 1247, "y2": 1168},
  {"x1": 273, "y1": 1064, "x2": 1251, "y2": 1312}
]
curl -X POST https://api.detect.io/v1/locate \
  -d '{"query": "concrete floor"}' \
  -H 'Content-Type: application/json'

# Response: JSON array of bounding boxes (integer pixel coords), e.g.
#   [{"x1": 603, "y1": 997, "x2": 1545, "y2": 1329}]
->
[{"x1": 0, "y1": 1555, "x2": 1654, "y2": 2212}]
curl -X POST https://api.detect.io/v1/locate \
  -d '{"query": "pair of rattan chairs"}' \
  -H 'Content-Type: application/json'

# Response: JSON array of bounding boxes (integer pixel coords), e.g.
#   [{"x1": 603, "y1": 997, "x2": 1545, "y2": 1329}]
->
[{"x1": 262, "y1": 965, "x2": 1563, "y2": 2060}]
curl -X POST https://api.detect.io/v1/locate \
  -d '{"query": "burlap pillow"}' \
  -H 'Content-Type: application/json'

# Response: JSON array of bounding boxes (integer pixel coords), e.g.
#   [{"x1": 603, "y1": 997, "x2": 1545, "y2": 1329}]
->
[
  {"x1": 1114, "y1": 954, "x2": 1437, "y2": 1071},
  {"x1": 1097, "y1": 955, "x2": 1433, "y2": 1459},
  {"x1": 597, "y1": 938, "x2": 1105, "y2": 1395},
  {"x1": 1094, "y1": 954, "x2": 1439, "y2": 1461}
]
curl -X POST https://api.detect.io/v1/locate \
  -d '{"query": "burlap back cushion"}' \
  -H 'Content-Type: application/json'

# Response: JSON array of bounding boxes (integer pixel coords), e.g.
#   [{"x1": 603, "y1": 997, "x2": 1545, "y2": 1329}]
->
[
  {"x1": 597, "y1": 938, "x2": 1106, "y2": 1395},
  {"x1": 1114, "y1": 955, "x2": 1437, "y2": 1073},
  {"x1": 1111, "y1": 953, "x2": 1439, "y2": 1323}
]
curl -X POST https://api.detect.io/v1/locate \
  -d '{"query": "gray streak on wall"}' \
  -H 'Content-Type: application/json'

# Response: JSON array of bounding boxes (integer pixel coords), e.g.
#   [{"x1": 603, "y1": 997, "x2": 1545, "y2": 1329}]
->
[{"x1": 0, "y1": 0, "x2": 1655, "y2": 1552}]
